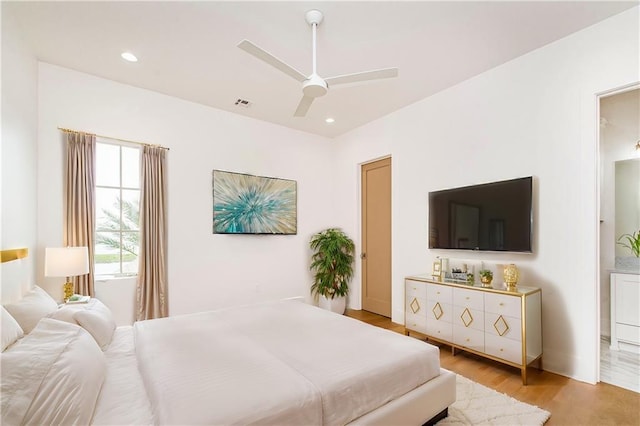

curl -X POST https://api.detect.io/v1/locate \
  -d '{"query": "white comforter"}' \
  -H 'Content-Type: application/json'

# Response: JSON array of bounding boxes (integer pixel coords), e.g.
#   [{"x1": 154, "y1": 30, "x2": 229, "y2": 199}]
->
[{"x1": 134, "y1": 300, "x2": 440, "y2": 425}]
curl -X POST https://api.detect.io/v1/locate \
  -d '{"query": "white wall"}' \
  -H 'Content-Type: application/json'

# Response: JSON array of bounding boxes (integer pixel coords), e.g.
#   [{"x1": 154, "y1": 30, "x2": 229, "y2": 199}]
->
[
  {"x1": 37, "y1": 64, "x2": 335, "y2": 315},
  {"x1": 1, "y1": 7, "x2": 38, "y2": 283},
  {"x1": 599, "y1": 88, "x2": 640, "y2": 336},
  {"x1": 333, "y1": 7, "x2": 639, "y2": 384}
]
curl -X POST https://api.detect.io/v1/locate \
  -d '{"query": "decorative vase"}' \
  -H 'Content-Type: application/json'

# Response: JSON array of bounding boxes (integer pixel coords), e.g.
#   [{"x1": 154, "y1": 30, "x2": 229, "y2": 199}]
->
[
  {"x1": 319, "y1": 295, "x2": 346, "y2": 315},
  {"x1": 503, "y1": 264, "x2": 519, "y2": 291},
  {"x1": 480, "y1": 276, "x2": 493, "y2": 287}
]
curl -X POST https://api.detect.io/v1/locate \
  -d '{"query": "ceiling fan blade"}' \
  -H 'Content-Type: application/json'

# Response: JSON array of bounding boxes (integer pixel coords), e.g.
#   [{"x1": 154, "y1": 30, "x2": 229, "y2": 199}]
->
[
  {"x1": 237, "y1": 40, "x2": 307, "y2": 82},
  {"x1": 325, "y1": 67, "x2": 398, "y2": 86},
  {"x1": 294, "y1": 96, "x2": 314, "y2": 117}
]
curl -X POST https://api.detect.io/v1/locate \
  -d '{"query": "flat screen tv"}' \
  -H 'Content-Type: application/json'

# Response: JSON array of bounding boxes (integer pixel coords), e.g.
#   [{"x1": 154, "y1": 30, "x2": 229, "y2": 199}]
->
[{"x1": 428, "y1": 176, "x2": 533, "y2": 252}]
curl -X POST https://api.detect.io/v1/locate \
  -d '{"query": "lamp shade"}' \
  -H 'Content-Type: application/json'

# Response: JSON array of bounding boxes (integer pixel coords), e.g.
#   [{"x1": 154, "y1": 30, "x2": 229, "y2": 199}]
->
[{"x1": 45, "y1": 247, "x2": 89, "y2": 277}]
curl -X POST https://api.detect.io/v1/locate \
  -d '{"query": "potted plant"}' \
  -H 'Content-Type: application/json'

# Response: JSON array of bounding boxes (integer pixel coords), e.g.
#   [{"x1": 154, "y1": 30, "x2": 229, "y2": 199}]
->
[
  {"x1": 479, "y1": 269, "x2": 493, "y2": 287},
  {"x1": 617, "y1": 230, "x2": 640, "y2": 257},
  {"x1": 309, "y1": 228, "x2": 355, "y2": 314}
]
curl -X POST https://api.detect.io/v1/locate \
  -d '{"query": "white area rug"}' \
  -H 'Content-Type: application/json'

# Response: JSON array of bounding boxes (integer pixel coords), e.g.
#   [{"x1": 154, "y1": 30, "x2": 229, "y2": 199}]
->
[{"x1": 438, "y1": 375, "x2": 551, "y2": 425}]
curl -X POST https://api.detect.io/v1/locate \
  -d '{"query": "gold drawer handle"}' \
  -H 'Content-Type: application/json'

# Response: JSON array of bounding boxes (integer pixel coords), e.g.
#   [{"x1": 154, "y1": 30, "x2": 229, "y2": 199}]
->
[
  {"x1": 437, "y1": 291, "x2": 440, "y2": 294},
  {"x1": 466, "y1": 338, "x2": 470, "y2": 342},
  {"x1": 465, "y1": 296, "x2": 470, "y2": 300},
  {"x1": 500, "y1": 348, "x2": 504, "y2": 352},
  {"x1": 499, "y1": 303, "x2": 504, "y2": 306},
  {"x1": 460, "y1": 308, "x2": 473, "y2": 327}
]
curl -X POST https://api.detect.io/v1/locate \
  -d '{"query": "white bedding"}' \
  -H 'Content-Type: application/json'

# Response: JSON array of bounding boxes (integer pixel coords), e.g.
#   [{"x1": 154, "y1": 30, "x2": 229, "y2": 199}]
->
[
  {"x1": 92, "y1": 326, "x2": 154, "y2": 425},
  {"x1": 134, "y1": 300, "x2": 441, "y2": 425},
  {"x1": 1, "y1": 319, "x2": 106, "y2": 425}
]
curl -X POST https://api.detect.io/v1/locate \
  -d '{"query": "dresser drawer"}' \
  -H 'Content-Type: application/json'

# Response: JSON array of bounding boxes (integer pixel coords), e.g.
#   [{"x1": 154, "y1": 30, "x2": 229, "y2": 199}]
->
[
  {"x1": 453, "y1": 305, "x2": 484, "y2": 331},
  {"x1": 453, "y1": 325, "x2": 484, "y2": 353},
  {"x1": 427, "y1": 283, "x2": 452, "y2": 303},
  {"x1": 406, "y1": 295, "x2": 427, "y2": 316},
  {"x1": 485, "y1": 293, "x2": 521, "y2": 318},
  {"x1": 426, "y1": 320, "x2": 453, "y2": 342},
  {"x1": 405, "y1": 312, "x2": 427, "y2": 334},
  {"x1": 406, "y1": 280, "x2": 427, "y2": 299},
  {"x1": 453, "y1": 287, "x2": 484, "y2": 310},
  {"x1": 485, "y1": 333, "x2": 523, "y2": 364},
  {"x1": 427, "y1": 301, "x2": 453, "y2": 323},
  {"x1": 485, "y1": 313, "x2": 522, "y2": 341},
  {"x1": 615, "y1": 323, "x2": 640, "y2": 345}
]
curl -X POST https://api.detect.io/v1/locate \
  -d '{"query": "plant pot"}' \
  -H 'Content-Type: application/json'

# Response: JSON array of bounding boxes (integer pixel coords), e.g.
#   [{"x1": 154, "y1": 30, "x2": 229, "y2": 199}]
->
[
  {"x1": 319, "y1": 295, "x2": 346, "y2": 315},
  {"x1": 480, "y1": 276, "x2": 493, "y2": 287}
]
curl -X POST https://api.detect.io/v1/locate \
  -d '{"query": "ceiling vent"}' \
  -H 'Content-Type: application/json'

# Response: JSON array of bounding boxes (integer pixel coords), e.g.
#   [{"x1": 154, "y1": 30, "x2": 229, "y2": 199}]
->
[{"x1": 235, "y1": 98, "x2": 252, "y2": 108}]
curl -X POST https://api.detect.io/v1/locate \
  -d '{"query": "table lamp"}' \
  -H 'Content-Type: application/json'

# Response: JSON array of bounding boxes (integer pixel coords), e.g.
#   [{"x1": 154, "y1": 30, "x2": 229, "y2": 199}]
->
[{"x1": 45, "y1": 247, "x2": 89, "y2": 302}]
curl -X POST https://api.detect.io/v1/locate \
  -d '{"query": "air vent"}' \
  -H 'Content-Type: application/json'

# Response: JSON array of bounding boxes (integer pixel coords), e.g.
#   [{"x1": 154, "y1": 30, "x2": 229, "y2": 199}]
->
[{"x1": 235, "y1": 98, "x2": 252, "y2": 108}]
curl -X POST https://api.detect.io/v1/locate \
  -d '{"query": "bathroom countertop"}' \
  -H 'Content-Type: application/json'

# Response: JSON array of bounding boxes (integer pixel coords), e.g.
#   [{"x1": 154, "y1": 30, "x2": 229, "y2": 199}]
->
[{"x1": 609, "y1": 269, "x2": 640, "y2": 275}]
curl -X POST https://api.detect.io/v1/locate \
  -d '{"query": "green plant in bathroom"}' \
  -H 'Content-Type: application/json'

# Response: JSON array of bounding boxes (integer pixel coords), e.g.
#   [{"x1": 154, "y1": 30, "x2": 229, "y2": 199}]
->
[{"x1": 617, "y1": 230, "x2": 640, "y2": 257}]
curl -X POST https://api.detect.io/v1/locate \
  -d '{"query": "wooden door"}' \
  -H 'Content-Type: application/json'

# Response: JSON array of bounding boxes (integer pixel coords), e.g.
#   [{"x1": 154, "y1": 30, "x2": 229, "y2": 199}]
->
[{"x1": 361, "y1": 157, "x2": 392, "y2": 317}]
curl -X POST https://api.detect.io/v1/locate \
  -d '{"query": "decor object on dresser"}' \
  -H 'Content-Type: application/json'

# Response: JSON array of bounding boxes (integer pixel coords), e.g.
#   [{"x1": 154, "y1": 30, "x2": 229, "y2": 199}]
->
[
  {"x1": 44, "y1": 247, "x2": 90, "y2": 301},
  {"x1": 212, "y1": 170, "x2": 297, "y2": 235},
  {"x1": 404, "y1": 275, "x2": 542, "y2": 384},
  {"x1": 503, "y1": 263, "x2": 520, "y2": 291},
  {"x1": 617, "y1": 229, "x2": 640, "y2": 257},
  {"x1": 610, "y1": 272, "x2": 640, "y2": 353},
  {"x1": 309, "y1": 228, "x2": 355, "y2": 314},
  {"x1": 479, "y1": 269, "x2": 493, "y2": 287}
]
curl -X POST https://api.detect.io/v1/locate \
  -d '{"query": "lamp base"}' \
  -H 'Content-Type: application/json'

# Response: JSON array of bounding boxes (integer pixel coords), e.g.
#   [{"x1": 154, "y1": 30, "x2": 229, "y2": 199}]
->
[{"x1": 63, "y1": 281, "x2": 74, "y2": 302}]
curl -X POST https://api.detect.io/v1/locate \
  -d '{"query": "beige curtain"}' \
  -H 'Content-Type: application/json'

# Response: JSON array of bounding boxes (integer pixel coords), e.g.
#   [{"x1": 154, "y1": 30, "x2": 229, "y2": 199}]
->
[
  {"x1": 64, "y1": 132, "x2": 96, "y2": 296},
  {"x1": 136, "y1": 146, "x2": 168, "y2": 320}
]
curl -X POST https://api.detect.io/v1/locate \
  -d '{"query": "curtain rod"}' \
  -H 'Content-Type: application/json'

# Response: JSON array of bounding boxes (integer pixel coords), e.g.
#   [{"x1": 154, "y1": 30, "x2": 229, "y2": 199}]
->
[{"x1": 57, "y1": 127, "x2": 170, "y2": 151}]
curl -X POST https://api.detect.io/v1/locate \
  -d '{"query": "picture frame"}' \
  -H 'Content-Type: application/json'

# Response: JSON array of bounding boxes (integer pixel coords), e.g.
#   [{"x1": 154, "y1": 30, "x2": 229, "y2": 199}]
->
[{"x1": 212, "y1": 170, "x2": 297, "y2": 234}]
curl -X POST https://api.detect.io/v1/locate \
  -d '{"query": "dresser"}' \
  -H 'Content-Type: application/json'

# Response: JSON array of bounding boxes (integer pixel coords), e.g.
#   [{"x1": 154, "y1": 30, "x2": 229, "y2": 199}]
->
[
  {"x1": 610, "y1": 272, "x2": 640, "y2": 352},
  {"x1": 405, "y1": 275, "x2": 542, "y2": 384}
]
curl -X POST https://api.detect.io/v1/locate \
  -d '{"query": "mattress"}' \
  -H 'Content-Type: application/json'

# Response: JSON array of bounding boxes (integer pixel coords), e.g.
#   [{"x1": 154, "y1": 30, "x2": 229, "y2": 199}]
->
[{"x1": 134, "y1": 299, "x2": 441, "y2": 425}]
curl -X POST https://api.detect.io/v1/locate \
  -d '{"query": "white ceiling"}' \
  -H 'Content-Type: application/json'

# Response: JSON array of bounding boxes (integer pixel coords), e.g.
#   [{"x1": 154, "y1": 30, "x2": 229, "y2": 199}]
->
[{"x1": 5, "y1": 1, "x2": 637, "y2": 138}]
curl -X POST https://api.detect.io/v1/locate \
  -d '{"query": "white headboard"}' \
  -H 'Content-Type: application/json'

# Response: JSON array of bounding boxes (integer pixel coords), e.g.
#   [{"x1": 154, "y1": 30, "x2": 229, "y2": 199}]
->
[{"x1": 1, "y1": 248, "x2": 30, "y2": 304}]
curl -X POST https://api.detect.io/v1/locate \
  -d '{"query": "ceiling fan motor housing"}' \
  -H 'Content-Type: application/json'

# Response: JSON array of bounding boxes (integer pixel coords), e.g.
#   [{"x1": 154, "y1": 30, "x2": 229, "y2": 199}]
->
[{"x1": 303, "y1": 74, "x2": 328, "y2": 98}]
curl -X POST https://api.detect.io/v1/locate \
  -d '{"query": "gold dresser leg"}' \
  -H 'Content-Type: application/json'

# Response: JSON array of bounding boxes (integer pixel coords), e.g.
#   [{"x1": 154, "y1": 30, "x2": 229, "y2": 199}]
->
[{"x1": 521, "y1": 366, "x2": 528, "y2": 385}]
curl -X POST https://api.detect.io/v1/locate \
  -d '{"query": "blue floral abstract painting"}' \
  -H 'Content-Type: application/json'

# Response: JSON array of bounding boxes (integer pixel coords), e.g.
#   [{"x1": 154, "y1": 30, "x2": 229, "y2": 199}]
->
[{"x1": 212, "y1": 170, "x2": 297, "y2": 234}]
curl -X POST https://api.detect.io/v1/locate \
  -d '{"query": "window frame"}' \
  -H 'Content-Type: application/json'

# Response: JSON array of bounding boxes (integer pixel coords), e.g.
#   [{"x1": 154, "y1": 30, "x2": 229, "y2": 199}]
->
[{"x1": 94, "y1": 138, "x2": 141, "y2": 278}]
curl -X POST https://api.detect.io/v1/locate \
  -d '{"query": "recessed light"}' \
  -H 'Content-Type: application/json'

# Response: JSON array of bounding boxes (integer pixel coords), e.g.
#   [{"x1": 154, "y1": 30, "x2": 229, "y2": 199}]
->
[
  {"x1": 325, "y1": 118, "x2": 335, "y2": 124},
  {"x1": 121, "y1": 52, "x2": 138, "y2": 62}
]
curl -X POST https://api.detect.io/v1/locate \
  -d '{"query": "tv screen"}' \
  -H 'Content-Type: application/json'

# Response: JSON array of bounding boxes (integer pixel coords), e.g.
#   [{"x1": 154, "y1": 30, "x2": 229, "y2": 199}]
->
[{"x1": 428, "y1": 176, "x2": 532, "y2": 252}]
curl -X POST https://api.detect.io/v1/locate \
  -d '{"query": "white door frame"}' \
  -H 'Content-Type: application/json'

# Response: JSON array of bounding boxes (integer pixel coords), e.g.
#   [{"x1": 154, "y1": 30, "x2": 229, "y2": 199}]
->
[{"x1": 594, "y1": 81, "x2": 639, "y2": 383}]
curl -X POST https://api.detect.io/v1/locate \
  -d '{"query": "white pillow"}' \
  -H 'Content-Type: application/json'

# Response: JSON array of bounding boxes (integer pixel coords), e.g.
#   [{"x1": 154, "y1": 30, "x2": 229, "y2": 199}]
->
[
  {"x1": 47, "y1": 301, "x2": 92, "y2": 325},
  {"x1": 1, "y1": 306, "x2": 24, "y2": 351},
  {"x1": 73, "y1": 299, "x2": 116, "y2": 350},
  {"x1": 4, "y1": 286, "x2": 58, "y2": 333},
  {"x1": 1, "y1": 319, "x2": 106, "y2": 425}
]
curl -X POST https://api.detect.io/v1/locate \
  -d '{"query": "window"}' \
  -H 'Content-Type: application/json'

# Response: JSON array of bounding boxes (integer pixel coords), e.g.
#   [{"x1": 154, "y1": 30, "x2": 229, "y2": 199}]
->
[{"x1": 95, "y1": 141, "x2": 140, "y2": 277}]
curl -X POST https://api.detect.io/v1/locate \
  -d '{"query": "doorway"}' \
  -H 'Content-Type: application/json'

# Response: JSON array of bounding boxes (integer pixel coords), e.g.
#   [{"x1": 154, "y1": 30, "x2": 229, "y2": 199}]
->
[
  {"x1": 598, "y1": 86, "x2": 640, "y2": 393},
  {"x1": 361, "y1": 157, "x2": 392, "y2": 317}
]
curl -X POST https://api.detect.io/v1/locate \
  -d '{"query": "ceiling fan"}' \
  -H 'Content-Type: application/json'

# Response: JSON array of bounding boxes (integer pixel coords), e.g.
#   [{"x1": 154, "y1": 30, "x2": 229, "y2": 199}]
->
[{"x1": 237, "y1": 9, "x2": 399, "y2": 117}]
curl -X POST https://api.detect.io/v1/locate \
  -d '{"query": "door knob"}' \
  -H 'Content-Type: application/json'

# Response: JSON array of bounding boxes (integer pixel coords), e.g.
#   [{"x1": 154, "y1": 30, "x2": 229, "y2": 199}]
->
[{"x1": 361, "y1": 253, "x2": 366, "y2": 259}]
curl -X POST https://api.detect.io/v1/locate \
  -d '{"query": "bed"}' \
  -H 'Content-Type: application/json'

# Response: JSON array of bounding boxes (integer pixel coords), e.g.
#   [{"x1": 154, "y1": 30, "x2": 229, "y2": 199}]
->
[{"x1": 1, "y1": 248, "x2": 455, "y2": 425}]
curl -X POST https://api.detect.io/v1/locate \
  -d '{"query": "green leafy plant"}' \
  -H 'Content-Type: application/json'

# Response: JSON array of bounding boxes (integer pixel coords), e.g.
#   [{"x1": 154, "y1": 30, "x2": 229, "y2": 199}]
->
[
  {"x1": 617, "y1": 230, "x2": 640, "y2": 258},
  {"x1": 309, "y1": 228, "x2": 355, "y2": 300},
  {"x1": 96, "y1": 197, "x2": 140, "y2": 258},
  {"x1": 479, "y1": 269, "x2": 493, "y2": 280}
]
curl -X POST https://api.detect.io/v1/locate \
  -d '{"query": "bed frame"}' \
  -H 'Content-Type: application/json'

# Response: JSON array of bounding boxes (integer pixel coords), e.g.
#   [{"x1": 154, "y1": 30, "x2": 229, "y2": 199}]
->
[{"x1": 347, "y1": 368, "x2": 455, "y2": 425}]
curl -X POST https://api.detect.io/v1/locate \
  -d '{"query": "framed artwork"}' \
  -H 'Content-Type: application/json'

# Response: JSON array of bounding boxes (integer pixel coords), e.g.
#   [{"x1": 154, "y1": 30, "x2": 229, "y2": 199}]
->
[{"x1": 212, "y1": 170, "x2": 297, "y2": 234}]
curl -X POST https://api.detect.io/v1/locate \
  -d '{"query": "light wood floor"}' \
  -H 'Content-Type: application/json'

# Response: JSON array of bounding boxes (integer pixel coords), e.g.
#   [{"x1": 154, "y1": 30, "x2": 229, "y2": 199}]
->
[{"x1": 346, "y1": 309, "x2": 640, "y2": 426}]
